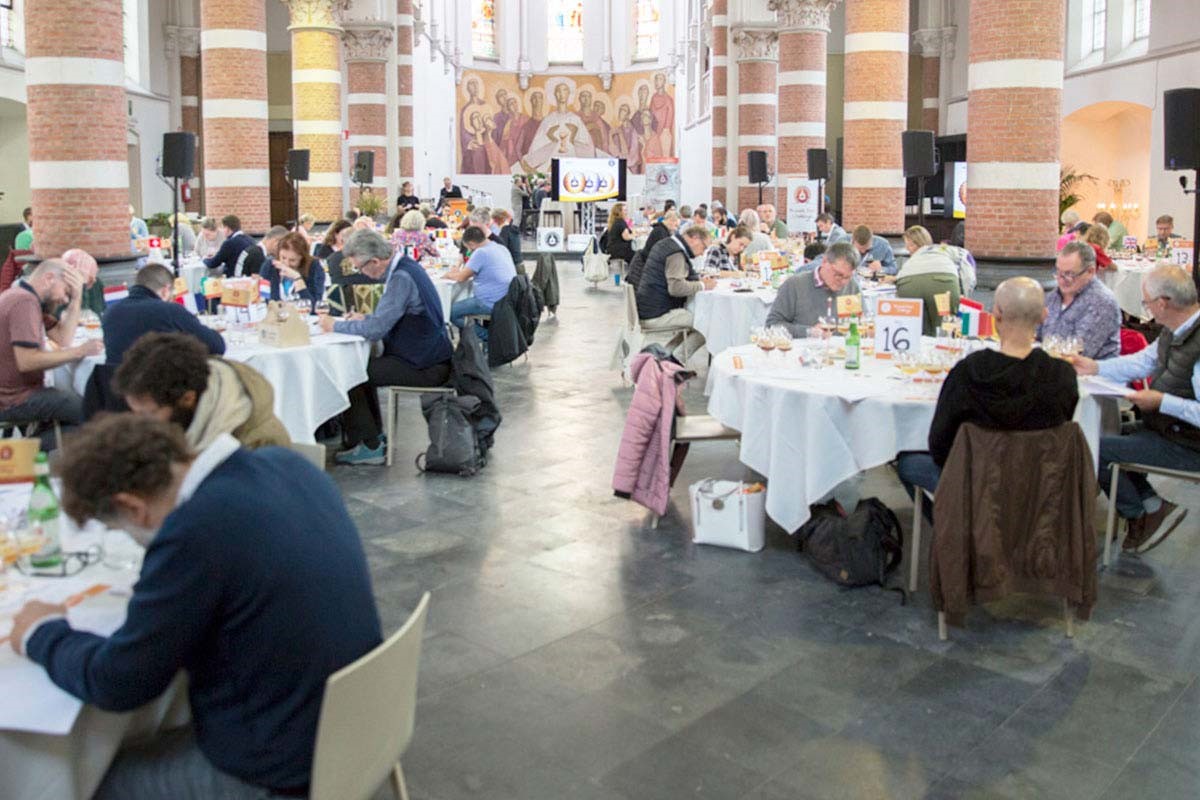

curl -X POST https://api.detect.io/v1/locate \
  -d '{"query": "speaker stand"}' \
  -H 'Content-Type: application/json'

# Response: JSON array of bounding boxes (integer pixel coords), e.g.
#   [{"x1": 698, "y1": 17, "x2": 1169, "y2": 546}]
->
[
  {"x1": 171, "y1": 176, "x2": 181, "y2": 273},
  {"x1": 757, "y1": 182, "x2": 765, "y2": 207},
  {"x1": 916, "y1": 175, "x2": 927, "y2": 230},
  {"x1": 292, "y1": 179, "x2": 301, "y2": 231},
  {"x1": 1186, "y1": 172, "x2": 1199, "y2": 293}
]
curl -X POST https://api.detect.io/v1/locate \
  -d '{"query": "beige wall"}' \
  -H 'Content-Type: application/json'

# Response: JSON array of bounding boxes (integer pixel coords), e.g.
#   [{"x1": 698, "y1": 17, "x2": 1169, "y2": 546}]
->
[
  {"x1": 268, "y1": 51, "x2": 293, "y2": 132},
  {"x1": 1061, "y1": 102, "x2": 1152, "y2": 236}
]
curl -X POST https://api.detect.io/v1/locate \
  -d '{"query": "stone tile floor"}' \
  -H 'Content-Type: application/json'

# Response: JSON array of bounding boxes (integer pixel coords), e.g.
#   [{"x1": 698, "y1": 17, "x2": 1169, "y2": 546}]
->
[{"x1": 330, "y1": 263, "x2": 1200, "y2": 800}]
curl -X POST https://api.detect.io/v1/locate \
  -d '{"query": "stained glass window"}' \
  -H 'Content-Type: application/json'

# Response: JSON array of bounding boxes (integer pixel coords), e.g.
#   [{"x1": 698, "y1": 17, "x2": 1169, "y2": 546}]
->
[
  {"x1": 471, "y1": 0, "x2": 498, "y2": 59},
  {"x1": 547, "y1": 0, "x2": 583, "y2": 63},
  {"x1": 633, "y1": 0, "x2": 660, "y2": 61}
]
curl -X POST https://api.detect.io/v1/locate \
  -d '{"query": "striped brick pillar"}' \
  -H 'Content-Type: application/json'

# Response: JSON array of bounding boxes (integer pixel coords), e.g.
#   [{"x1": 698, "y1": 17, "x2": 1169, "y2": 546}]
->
[
  {"x1": 842, "y1": 0, "x2": 908, "y2": 235},
  {"x1": 732, "y1": 28, "x2": 778, "y2": 213},
  {"x1": 966, "y1": 0, "x2": 1063, "y2": 260},
  {"x1": 709, "y1": 0, "x2": 729, "y2": 207},
  {"x1": 912, "y1": 28, "x2": 943, "y2": 133},
  {"x1": 343, "y1": 24, "x2": 393, "y2": 207},
  {"x1": 201, "y1": 0, "x2": 270, "y2": 232},
  {"x1": 178, "y1": 28, "x2": 205, "y2": 213},
  {"x1": 284, "y1": 0, "x2": 348, "y2": 223},
  {"x1": 397, "y1": 0, "x2": 415, "y2": 184},
  {"x1": 770, "y1": 0, "x2": 838, "y2": 219},
  {"x1": 24, "y1": 0, "x2": 129, "y2": 259}
]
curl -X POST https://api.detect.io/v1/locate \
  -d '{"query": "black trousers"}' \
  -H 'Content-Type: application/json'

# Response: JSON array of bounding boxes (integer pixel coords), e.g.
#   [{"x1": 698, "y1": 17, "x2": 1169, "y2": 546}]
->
[{"x1": 342, "y1": 355, "x2": 452, "y2": 447}]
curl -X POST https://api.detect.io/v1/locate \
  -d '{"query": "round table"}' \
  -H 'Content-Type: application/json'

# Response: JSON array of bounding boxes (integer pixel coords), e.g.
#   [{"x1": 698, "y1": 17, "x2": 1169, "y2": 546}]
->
[
  {"x1": 705, "y1": 342, "x2": 1106, "y2": 532},
  {"x1": 1102, "y1": 259, "x2": 1153, "y2": 320}
]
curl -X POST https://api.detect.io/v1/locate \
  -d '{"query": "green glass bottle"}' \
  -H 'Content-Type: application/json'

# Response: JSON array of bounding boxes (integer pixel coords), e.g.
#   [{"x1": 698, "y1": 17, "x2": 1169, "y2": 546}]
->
[
  {"x1": 845, "y1": 321, "x2": 861, "y2": 370},
  {"x1": 28, "y1": 452, "x2": 62, "y2": 568}
]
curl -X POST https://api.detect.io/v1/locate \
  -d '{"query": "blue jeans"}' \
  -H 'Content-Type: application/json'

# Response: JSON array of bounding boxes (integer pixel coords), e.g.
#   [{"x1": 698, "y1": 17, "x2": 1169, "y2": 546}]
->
[
  {"x1": 1099, "y1": 424, "x2": 1200, "y2": 519},
  {"x1": 450, "y1": 296, "x2": 494, "y2": 341},
  {"x1": 896, "y1": 451, "x2": 941, "y2": 523}
]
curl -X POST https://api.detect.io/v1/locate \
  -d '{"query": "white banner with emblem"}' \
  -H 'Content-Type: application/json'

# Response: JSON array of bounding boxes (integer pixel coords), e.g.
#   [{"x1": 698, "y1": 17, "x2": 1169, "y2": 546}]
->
[{"x1": 785, "y1": 178, "x2": 820, "y2": 234}]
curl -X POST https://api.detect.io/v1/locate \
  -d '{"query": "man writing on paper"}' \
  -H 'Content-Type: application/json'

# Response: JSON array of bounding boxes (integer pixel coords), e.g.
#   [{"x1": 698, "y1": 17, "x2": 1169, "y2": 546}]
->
[
  {"x1": 1070, "y1": 263, "x2": 1200, "y2": 551},
  {"x1": 766, "y1": 242, "x2": 861, "y2": 338}
]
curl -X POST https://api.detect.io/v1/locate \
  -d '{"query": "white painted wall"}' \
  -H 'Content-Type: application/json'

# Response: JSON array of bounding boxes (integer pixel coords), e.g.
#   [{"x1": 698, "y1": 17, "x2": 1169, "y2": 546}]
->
[
  {"x1": 0, "y1": 105, "x2": 29, "y2": 224},
  {"x1": 412, "y1": 27, "x2": 458, "y2": 199}
]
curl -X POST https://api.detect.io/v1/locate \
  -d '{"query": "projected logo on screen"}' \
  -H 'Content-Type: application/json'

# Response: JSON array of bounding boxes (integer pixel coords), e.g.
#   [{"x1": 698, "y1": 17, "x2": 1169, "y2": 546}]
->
[{"x1": 555, "y1": 157, "x2": 624, "y2": 202}]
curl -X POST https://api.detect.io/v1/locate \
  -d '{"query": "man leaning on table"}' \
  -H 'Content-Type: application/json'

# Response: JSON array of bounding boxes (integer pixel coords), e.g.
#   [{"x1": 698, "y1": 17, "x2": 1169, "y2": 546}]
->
[
  {"x1": 816, "y1": 213, "x2": 849, "y2": 246},
  {"x1": 1037, "y1": 240, "x2": 1121, "y2": 360},
  {"x1": 852, "y1": 225, "x2": 898, "y2": 277},
  {"x1": 636, "y1": 224, "x2": 716, "y2": 361},
  {"x1": 103, "y1": 263, "x2": 226, "y2": 364},
  {"x1": 8, "y1": 415, "x2": 381, "y2": 799},
  {"x1": 765, "y1": 242, "x2": 861, "y2": 338},
  {"x1": 1070, "y1": 263, "x2": 1200, "y2": 552}
]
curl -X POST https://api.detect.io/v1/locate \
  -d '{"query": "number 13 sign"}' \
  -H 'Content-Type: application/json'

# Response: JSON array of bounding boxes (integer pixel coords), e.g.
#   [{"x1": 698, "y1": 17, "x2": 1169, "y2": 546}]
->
[{"x1": 874, "y1": 298, "x2": 923, "y2": 359}]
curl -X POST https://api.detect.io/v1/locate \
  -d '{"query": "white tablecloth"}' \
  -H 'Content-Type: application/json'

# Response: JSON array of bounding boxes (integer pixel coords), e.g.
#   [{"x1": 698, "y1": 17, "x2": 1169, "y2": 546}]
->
[
  {"x1": 705, "y1": 342, "x2": 1105, "y2": 533},
  {"x1": 434, "y1": 278, "x2": 472, "y2": 321},
  {"x1": 178, "y1": 260, "x2": 207, "y2": 294},
  {"x1": 59, "y1": 332, "x2": 370, "y2": 444},
  {"x1": 1102, "y1": 259, "x2": 1153, "y2": 319}
]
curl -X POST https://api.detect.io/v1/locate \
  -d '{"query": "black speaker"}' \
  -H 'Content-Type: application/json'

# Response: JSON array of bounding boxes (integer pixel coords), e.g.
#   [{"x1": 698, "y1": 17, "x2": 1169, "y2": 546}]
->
[
  {"x1": 286, "y1": 149, "x2": 310, "y2": 182},
  {"x1": 747, "y1": 150, "x2": 769, "y2": 184},
  {"x1": 902, "y1": 130, "x2": 937, "y2": 178},
  {"x1": 352, "y1": 150, "x2": 375, "y2": 184},
  {"x1": 1164, "y1": 88, "x2": 1200, "y2": 170},
  {"x1": 806, "y1": 148, "x2": 829, "y2": 181},
  {"x1": 162, "y1": 132, "x2": 196, "y2": 179}
]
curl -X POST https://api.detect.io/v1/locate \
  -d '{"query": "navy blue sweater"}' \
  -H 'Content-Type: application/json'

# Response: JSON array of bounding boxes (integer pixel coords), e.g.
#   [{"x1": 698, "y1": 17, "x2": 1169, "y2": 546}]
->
[
  {"x1": 27, "y1": 447, "x2": 383, "y2": 793},
  {"x1": 102, "y1": 285, "x2": 226, "y2": 364},
  {"x1": 203, "y1": 231, "x2": 255, "y2": 278}
]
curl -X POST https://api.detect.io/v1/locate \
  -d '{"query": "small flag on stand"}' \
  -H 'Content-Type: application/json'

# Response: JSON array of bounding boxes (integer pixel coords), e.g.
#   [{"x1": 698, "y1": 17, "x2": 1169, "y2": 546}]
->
[{"x1": 103, "y1": 285, "x2": 129, "y2": 307}]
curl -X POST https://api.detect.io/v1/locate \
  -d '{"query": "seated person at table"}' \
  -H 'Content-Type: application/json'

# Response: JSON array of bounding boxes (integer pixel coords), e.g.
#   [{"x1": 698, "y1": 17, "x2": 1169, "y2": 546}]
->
[
  {"x1": 1083, "y1": 222, "x2": 1114, "y2": 269},
  {"x1": 422, "y1": 203, "x2": 448, "y2": 230},
  {"x1": 604, "y1": 203, "x2": 636, "y2": 274},
  {"x1": 816, "y1": 212, "x2": 849, "y2": 246},
  {"x1": 102, "y1": 263, "x2": 225, "y2": 364},
  {"x1": 895, "y1": 225, "x2": 961, "y2": 337},
  {"x1": 641, "y1": 210, "x2": 680, "y2": 255},
  {"x1": 261, "y1": 232, "x2": 325, "y2": 311},
  {"x1": 391, "y1": 210, "x2": 439, "y2": 262},
  {"x1": 636, "y1": 225, "x2": 716, "y2": 360},
  {"x1": 1151, "y1": 213, "x2": 1182, "y2": 258},
  {"x1": 1057, "y1": 210, "x2": 1082, "y2": 251},
  {"x1": 738, "y1": 209, "x2": 774, "y2": 258},
  {"x1": 0, "y1": 259, "x2": 102, "y2": 434},
  {"x1": 1038, "y1": 241, "x2": 1120, "y2": 360},
  {"x1": 492, "y1": 208, "x2": 523, "y2": 269},
  {"x1": 61, "y1": 248, "x2": 106, "y2": 317},
  {"x1": 896, "y1": 277, "x2": 1079, "y2": 510},
  {"x1": 758, "y1": 203, "x2": 788, "y2": 241},
  {"x1": 765, "y1": 242, "x2": 860, "y2": 338},
  {"x1": 852, "y1": 225, "x2": 898, "y2": 276},
  {"x1": 236, "y1": 225, "x2": 288, "y2": 278},
  {"x1": 1070, "y1": 264, "x2": 1200, "y2": 551},
  {"x1": 10, "y1": 415, "x2": 378, "y2": 799},
  {"x1": 704, "y1": 225, "x2": 753, "y2": 273},
  {"x1": 318, "y1": 230, "x2": 453, "y2": 465},
  {"x1": 202, "y1": 214, "x2": 255, "y2": 277},
  {"x1": 397, "y1": 180, "x2": 421, "y2": 212},
  {"x1": 447, "y1": 226, "x2": 517, "y2": 332},
  {"x1": 115, "y1": 332, "x2": 290, "y2": 450},
  {"x1": 193, "y1": 216, "x2": 224, "y2": 260},
  {"x1": 1094, "y1": 210, "x2": 1128, "y2": 248},
  {"x1": 317, "y1": 219, "x2": 353, "y2": 276}
]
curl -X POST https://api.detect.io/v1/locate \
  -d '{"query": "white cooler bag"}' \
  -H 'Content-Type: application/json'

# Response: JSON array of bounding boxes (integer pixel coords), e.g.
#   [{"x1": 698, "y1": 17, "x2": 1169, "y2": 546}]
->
[{"x1": 689, "y1": 479, "x2": 766, "y2": 552}]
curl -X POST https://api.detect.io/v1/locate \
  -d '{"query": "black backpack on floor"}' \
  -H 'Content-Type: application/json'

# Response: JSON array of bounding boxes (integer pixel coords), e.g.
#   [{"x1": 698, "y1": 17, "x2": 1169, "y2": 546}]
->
[
  {"x1": 416, "y1": 394, "x2": 486, "y2": 477},
  {"x1": 796, "y1": 498, "x2": 904, "y2": 589}
]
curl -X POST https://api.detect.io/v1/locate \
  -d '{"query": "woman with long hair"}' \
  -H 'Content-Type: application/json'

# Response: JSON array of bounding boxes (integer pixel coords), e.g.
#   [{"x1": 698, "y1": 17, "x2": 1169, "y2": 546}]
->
[
  {"x1": 604, "y1": 202, "x2": 635, "y2": 277},
  {"x1": 266, "y1": 231, "x2": 326, "y2": 311}
]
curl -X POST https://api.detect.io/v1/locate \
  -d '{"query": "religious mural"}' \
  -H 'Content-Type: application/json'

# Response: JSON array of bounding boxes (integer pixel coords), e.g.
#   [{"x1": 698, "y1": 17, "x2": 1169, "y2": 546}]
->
[{"x1": 455, "y1": 69, "x2": 676, "y2": 176}]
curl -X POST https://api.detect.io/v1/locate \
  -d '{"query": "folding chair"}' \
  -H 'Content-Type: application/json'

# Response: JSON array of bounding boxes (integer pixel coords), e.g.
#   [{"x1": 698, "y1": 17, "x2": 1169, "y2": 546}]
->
[{"x1": 1102, "y1": 462, "x2": 1200, "y2": 565}]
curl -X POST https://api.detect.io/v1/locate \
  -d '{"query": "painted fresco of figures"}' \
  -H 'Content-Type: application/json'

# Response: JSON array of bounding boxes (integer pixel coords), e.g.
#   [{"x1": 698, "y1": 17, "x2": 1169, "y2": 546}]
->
[{"x1": 456, "y1": 69, "x2": 675, "y2": 175}]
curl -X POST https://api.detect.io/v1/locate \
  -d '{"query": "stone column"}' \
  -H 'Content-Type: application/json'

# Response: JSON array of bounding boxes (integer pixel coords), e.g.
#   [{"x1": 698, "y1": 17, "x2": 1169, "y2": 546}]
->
[
  {"x1": 770, "y1": 0, "x2": 838, "y2": 219},
  {"x1": 709, "y1": 0, "x2": 729, "y2": 207},
  {"x1": 966, "y1": 0, "x2": 1063, "y2": 260},
  {"x1": 343, "y1": 24, "x2": 393, "y2": 207},
  {"x1": 732, "y1": 28, "x2": 778, "y2": 214},
  {"x1": 283, "y1": 0, "x2": 349, "y2": 223},
  {"x1": 24, "y1": 0, "x2": 130, "y2": 259},
  {"x1": 842, "y1": 0, "x2": 908, "y2": 235},
  {"x1": 170, "y1": 27, "x2": 205, "y2": 213},
  {"x1": 912, "y1": 28, "x2": 941, "y2": 132},
  {"x1": 396, "y1": 0, "x2": 415, "y2": 186},
  {"x1": 200, "y1": 0, "x2": 270, "y2": 232}
]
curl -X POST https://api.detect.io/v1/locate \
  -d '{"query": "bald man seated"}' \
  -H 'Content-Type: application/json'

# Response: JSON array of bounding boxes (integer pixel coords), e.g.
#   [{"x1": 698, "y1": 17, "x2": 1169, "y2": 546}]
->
[{"x1": 895, "y1": 276, "x2": 1080, "y2": 510}]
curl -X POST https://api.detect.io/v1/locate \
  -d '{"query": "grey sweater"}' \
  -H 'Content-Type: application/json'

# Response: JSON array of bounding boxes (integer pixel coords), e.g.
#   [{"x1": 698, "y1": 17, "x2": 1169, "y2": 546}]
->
[{"x1": 765, "y1": 271, "x2": 861, "y2": 338}]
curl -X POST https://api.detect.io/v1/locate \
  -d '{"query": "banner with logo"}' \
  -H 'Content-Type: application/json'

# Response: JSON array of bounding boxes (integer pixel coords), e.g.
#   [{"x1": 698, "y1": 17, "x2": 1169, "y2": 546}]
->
[
  {"x1": 642, "y1": 159, "x2": 680, "y2": 207},
  {"x1": 785, "y1": 178, "x2": 820, "y2": 234}
]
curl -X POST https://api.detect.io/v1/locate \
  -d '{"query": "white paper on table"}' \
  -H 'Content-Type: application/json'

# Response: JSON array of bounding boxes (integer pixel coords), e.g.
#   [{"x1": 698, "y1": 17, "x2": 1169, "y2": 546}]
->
[{"x1": 1080, "y1": 376, "x2": 1133, "y2": 397}]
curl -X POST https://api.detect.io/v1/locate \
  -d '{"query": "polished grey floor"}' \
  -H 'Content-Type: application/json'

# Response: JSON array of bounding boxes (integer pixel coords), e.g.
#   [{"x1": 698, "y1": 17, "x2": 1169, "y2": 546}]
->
[{"x1": 330, "y1": 262, "x2": 1200, "y2": 800}]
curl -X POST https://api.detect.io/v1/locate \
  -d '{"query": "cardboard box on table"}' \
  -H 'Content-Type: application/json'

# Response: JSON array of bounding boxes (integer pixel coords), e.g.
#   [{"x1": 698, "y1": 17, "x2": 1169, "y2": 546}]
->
[{"x1": 258, "y1": 302, "x2": 311, "y2": 348}]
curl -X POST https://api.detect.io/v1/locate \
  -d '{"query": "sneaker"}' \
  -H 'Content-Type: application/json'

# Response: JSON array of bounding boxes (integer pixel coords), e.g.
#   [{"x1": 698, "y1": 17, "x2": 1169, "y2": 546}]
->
[{"x1": 335, "y1": 442, "x2": 385, "y2": 466}]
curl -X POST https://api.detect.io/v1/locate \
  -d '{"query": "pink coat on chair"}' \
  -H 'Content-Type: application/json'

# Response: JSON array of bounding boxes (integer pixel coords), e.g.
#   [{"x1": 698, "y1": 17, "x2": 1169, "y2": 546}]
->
[{"x1": 612, "y1": 352, "x2": 690, "y2": 516}]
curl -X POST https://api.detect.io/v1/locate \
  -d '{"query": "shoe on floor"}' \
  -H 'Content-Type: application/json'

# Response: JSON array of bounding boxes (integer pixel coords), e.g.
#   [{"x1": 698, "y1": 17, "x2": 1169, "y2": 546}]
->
[
  {"x1": 335, "y1": 442, "x2": 385, "y2": 466},
  {"x1": 1122, "y1": 501, "x2": 1183, "y2": 550},
  {"x1": 1138, "y1": 504, "x2": 1188, "y2": 553}
]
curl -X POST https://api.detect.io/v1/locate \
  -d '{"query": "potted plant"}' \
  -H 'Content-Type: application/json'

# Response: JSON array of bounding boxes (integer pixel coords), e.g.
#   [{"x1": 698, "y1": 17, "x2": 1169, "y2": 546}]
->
[
  {"x1": 356, "y1": 190, "x2": 385, "y2": 222},
  {"x1": 1060, "y1": 166, "x2": 1097, "y2": 231}
]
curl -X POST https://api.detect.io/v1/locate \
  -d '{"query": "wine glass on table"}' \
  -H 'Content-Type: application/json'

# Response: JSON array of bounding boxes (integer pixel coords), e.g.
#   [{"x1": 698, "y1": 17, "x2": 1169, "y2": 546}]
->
[{"x1": 772, "y1": 326, "x2": 793, "y2": 360}]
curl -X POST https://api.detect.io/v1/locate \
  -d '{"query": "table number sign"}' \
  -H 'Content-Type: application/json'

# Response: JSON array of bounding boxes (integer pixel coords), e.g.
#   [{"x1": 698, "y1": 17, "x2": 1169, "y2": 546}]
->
[
  {"x1": 836, "y1": 294, "x2": 863, "y2": 317},
  {"x1": 873, "y1": 298, "x2": 922, "y2": 359},
  {"x1": 1171, "y1": 241, "x2": 1194, "y2": 270}
]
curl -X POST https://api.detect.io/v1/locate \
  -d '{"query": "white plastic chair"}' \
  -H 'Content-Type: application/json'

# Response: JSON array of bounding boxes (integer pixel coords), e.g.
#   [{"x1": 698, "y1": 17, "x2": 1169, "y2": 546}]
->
[
  {"x1": 309, "y1": 592, "x2": 430, "y2": 800},
  {"x1": 647, "y1": 414, "x2": 741, "y2": 529}
]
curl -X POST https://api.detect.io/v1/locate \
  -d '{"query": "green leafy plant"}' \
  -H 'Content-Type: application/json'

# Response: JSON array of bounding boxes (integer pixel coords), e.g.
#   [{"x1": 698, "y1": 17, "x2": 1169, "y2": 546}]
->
[
  {"x1": 1060, "y1": 166, "x2": 1097, "y2": 227},
  {"x1": 145, "y1": 211, "x2": 173, "y2": 237},
  {"x1": 355, "y1": 191, "x2": 385, "y2": 219}
]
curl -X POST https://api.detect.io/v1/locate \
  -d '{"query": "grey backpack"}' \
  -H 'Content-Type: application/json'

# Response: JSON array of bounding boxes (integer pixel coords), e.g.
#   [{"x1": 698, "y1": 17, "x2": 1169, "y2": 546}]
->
[{"x1": 416, "y1": 394, "x2": 485, "y2": 477}]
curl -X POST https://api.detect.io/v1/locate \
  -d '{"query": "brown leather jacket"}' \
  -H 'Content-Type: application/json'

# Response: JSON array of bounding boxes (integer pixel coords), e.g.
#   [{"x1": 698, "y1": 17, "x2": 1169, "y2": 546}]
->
[{"x1": 931, "y1": 423, "x2": 1098, "y2": 625}]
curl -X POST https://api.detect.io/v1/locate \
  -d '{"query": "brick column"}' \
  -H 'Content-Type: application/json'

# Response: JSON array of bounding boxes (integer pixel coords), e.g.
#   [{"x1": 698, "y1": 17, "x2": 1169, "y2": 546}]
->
[
  {"x1": 201, "y1": 0, "x2": 270, "y2": 232},
  {"x1": 343, "y1": 24, "x2": 393, "y2": 207},
  {"x1": 284, "y1": 0, "x2": 348, "y2": 223},
  {"x1": 709, "y1": 0, "x2": 729, "y2": 207},
  {"x1": 966, "y1": 0, "x2": 1063, "y2": 260},
  {"x1": 396, "y1": 0, "x2": 415, "y2": 185},
  {"x1": 770, "y1": 0, "x2": 838, "y2": 219},
  {"x1": 732, "y1": 28, "x2": 778, "y2": 213},
  {"x1": 25, "y1": 0, "x2": 129, "y2": 259},
  {"x1": 842, "y1": 0, "x2": 908, "y2": 235},
  {"x1": 177, "y1": 27, "x2": 205, "y2": 213}
]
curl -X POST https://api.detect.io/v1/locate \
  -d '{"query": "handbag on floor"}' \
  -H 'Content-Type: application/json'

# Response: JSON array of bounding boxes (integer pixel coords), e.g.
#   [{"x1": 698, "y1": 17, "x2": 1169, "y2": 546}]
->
[
  {"x1": 796, "y1": 498, "x2": 904, "y2": 589},
  {"x1": 582, "y1": 238, "x2": 610, "y2": 286},
  {"x1": 690, "y1": 479, "x2": 766, "y2": 552}
]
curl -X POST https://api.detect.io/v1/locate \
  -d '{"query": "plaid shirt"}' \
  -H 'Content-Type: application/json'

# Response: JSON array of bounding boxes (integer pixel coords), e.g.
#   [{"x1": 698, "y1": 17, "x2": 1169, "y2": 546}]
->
[{"x1": 704, "y1": 243, "x2": 735, "y2": 272}]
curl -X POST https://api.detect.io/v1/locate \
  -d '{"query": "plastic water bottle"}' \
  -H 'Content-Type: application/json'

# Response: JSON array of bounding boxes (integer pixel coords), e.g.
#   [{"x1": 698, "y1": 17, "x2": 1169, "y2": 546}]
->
[{"x1": 28, "y1": 453, "x2": 62, "y2": 569}]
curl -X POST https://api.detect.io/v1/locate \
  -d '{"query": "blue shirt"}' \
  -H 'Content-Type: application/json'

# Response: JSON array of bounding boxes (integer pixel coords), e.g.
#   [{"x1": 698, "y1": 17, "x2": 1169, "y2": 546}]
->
[
  {"x1": 465, "y1": 241, "x2": 517, "y2": 307},
  {"x1": 1098, "y1": 309, "x2": 1200, "y2": 428},
  {"x1": 861, "y1": 235, "x2": 897, "y2": 275},
  {"x1": 1038, "y1": 277, "x2": 1121, "y2": 360}
]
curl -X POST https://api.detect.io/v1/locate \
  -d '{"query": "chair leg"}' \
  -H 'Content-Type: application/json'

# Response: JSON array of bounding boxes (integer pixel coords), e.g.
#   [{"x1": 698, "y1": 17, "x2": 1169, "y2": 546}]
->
[
  {"x1": 53, "y1": 422, "x2": 62, "y2": 451},
  {"x1": 1063, "y1": 598, "x2": 1074, "y2": 639},
  {"x1": 385, "y1": 391, "x2": 396, "y2": 468},
  {"x1": 937, "y1": 612, "x2": 948, "y2": 641},
  {"x1": 909, "y1": 491, "x2": 923, "y2": 593},
  {"x1": 391, "y1": 761, "x2": 410, "y2": 800},
  {"x1": 649, "y1": 514, "x2": 659, "y2": 529},
  {"x1": 1103, "y1": 464, "x2": 1122, "y2": 567}
]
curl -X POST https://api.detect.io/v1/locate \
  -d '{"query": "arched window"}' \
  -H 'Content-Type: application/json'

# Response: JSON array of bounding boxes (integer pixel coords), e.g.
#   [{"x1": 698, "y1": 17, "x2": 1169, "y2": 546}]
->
[
  {"x1": 0, "y1": 0, "x2": 24, "y2": 53},
  {"x1": 1133, "y1": 0, "x2": 1150, "y2": 40},
  {"x1": 633, "y1": 0, "x2": 660, "y2": 61},
  {"x1": 547, "y1": 0, "x2": 583, "y2": 63},
  {"x1": 471, "y1": 0, "x2": 498, "y2": 59}
]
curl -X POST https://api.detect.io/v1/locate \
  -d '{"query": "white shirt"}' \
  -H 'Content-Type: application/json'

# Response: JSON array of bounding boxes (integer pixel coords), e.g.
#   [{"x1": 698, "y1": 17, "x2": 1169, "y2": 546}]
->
[{"x1": 1098, "y1": 309, "x2": 1200, "y2": 428}]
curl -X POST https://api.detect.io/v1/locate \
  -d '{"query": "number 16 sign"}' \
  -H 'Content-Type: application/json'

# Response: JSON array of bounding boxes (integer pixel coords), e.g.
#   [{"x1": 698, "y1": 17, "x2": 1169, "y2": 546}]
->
[{"x1": 874, "y1": 298, "x2": 923, "y2": 359}]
